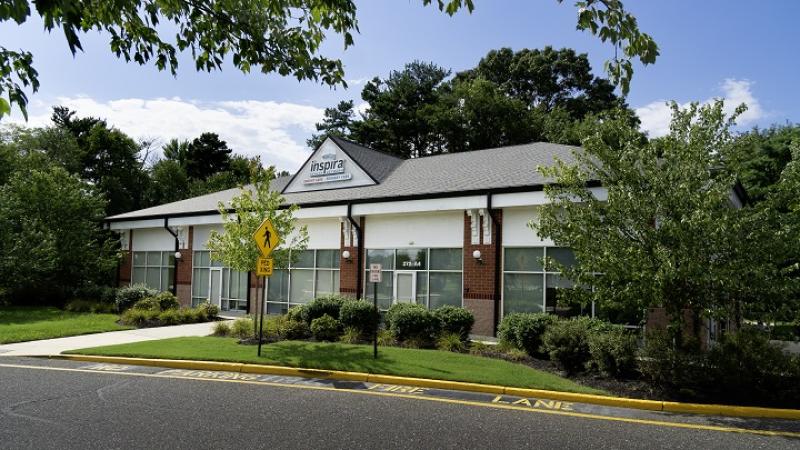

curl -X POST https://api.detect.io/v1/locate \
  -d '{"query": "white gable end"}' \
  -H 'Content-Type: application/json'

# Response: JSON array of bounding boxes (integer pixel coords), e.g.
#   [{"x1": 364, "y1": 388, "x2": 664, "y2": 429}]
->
[{"x1": 283, "y1": 138, "x2": 376, "y2": 193}]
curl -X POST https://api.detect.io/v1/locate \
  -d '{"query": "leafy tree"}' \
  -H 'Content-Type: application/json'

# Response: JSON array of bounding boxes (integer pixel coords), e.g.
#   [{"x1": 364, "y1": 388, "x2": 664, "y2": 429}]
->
[
  {"x1": 206, "y1": 166, "x2": 308, "y2": 273},
  {"x1": 0, "y1": 1, "x2": 656, "y2": 118},
  {"x1": 307, "y1": 100, "x2": 357, "y2": 149},
  {"x1": 185, "y1": 132, "x2": 233, "y2": 180},
  {"x1": 731, "y1": 124, "x2": 800, "y2": 203},
  {"x1": 146, "y1": 159, "x2": 191, "y2": 205},
  {"x1": 533, "y1": 103, "x2": 792, "y2": 338},
  {"x1": 0, "y1": 161, "x2": 117, "y2": 303},
  {"x1": 457, "y1": 47, "x2": 625, "y2": 119},
  {"x1": 162, "y1": 138, "x2": 190, "y2": 167},
  {"x1": 189, "y1": 154, "x2": 258, "y2": 196}
]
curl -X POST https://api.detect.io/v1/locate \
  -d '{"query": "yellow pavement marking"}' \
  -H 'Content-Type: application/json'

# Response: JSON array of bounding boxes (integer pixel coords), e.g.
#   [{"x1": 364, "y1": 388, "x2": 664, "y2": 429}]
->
[{"x1": 0, "y1": 362, "x2": 798, "y2": 439}]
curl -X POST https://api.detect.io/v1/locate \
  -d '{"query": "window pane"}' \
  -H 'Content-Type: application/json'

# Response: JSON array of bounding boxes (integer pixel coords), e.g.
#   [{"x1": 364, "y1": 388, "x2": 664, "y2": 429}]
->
[
  {"x1": 164, "y1": 251, "x2": 175, "y2": 266},
  {"x1": 146, "y1": 251, "x2": 161, "y2": 266},
  {"x1": 222, "y1": 270, "x2": 230, "y2": 298},
  {"x1": 133, "y1": 268, "x2": 146, "y2": 285},
  {"x1": 267, "y1": 302, "x2": 286, "y2": 315},
  {"x1": 200, "y1": 251, "x2": 210, "y2": 267},
  {"x1": 233, "y1": 271, "x2": 248, "y2": 300},
  {"x1": 547, "y1": 248, "x2": 576, "y2": 271},
  {"x1": 430, "y1": 248, "x2": 462, "y2": 270},
  {"x1": 292, "y1": 250, "x2": 315, "y2": 268},
  {"x1": 161, "y1": 268, "x2": 170, "y2": 291},
  {"x1": 429, "y1": 272, "x2": 461, "y2": 309},
  {"x1": 366, "y1": 249, "x2": 394, "y2": 270},
  {"x1": 365, "y1": 272, "x2": 393, "y2": 310},
  {"x1": 503, "y1": 273, "x2": 544, "y2": 316},
  {"x1": 316, "y1": 249, "x2": 339, "y2": 269},
  {"x1": 146, "y1": 267, "x2": 161, "y2": 290},
  {"x1": 504, "y1": 248, "x2": 544, "y2": 272},
  {"x1": 546, "y1": 274, "x2": 576, "y2": 314},
  {"x1": 290, "y1": 269, "x2": 314, "y2": 303},
  {"x1": 396, "y1": 248, "x2": 427, "y2": 270},
  {"x1": 193, "y1": 269, "x2": 209, "y2": 299},
  {"x1": 416, "y1": 272, "x2": 428, "y2": 306},
  {"x1": 333, "y1": 271, "x2": 340, "y2": 295},
  {"x1": 267, "y1": 269, "x2": 289, "y2": 302},
  {"x1": 315, "y1": 269, "x2": 335, "y2": 296},
  {"x1": 133, "y1": 252, "x2": 146, "y2": 266}
]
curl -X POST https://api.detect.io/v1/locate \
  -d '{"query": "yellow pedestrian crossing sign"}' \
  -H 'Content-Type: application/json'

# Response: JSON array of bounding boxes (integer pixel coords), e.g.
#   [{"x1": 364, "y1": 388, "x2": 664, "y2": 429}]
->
[
  {"x1": 253, "y1": 218, "x2": 280, "y2": 257},
  {"x1": 256, "y1": 257, "x2": 273, "y2": 277}
]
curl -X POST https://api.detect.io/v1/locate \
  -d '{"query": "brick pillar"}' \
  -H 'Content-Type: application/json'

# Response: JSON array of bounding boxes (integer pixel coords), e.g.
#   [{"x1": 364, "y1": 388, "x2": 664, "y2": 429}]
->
[
  {"x1": 175, "y1": 226, "x2": 193, "y2": 307},
  {"x1": 339, "y1": 217, "x2": 364, "y2": 298},
  {"x1": 118, "y1": 230, "x2": 133, "y2": 286},
  {"x1": 463, "y1": 210, "x2": 502, "y2": 336}
]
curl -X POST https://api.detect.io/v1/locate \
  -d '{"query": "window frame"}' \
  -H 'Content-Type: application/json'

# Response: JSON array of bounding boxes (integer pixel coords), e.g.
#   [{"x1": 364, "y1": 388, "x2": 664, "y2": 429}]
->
[{"x1": 131, "y1": 250, "x2": 174, "y2": 292}]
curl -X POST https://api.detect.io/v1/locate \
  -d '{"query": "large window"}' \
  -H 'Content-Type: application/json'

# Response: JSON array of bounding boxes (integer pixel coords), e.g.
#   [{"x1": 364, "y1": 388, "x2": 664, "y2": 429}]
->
[
  {"x1": 191, "y1": 251, "x2": 248, "y2": 311},
  {"x1": 364, "y1": 248, "x2": 463, "y2": 310},
  {"x1": 266, "y1": 249, "x2": 340, "y2": 315},
  {"x1": 502, "y1": 247, "x2": 590, "y2": 318},
  {"x1": 132, "y1": 251, "x2": 174, "y2": 292}
]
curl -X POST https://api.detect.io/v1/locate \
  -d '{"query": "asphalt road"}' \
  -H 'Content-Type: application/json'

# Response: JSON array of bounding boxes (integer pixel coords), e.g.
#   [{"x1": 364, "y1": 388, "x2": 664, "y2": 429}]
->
[{"x1": 0, "y1": 357, "x2": 798, "y2": 450}]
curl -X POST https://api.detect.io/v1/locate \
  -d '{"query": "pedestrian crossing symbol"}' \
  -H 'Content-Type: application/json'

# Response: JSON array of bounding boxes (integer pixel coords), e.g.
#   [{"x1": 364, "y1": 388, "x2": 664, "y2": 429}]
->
[{"x1": 253, "y1": 218, "x2": 280, "y2": 257}]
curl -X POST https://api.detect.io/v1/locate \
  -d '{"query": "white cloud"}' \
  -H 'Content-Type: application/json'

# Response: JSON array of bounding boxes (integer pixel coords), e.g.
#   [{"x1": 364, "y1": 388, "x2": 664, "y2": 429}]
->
[
  {"x1": 10, "y1": 96, "x2": 324, "y2": 170},
  {"x1": 635, "y1": 79, "x2": 764, "y2": 138}
]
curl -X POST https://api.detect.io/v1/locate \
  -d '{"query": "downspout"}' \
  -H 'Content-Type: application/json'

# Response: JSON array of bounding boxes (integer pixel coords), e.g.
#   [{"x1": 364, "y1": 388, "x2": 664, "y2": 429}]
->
[
  {"x1": 164, "y1": 218, "x2": 179, "y2": 296},
  {"x1": 487, "y1": 193, "x2": 502, "y2": 336},
  {"x1": 346, "y1": 203, "x2": 363, "y2": 300}
]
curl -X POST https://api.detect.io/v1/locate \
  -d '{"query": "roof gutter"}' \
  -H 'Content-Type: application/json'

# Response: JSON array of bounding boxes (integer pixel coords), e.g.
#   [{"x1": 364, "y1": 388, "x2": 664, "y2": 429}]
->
[
  {"x1": 163, "y1": 218, "x2": 179, "y2": 297},
  {"x1": 346, "y1": 203, "x2": 363, "y2": 300}
]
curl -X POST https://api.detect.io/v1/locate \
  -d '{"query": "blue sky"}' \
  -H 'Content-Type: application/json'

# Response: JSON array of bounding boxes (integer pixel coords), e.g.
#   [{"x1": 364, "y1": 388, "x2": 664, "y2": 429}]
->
[{"x1": 3, "y1": 1, "x2": 798, "y2": 171}]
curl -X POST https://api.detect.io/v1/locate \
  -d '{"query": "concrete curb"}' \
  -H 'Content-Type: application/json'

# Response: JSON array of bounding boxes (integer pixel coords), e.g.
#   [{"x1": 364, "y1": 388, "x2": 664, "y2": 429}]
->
[{"x1": 55, "y1": 354, "x2": 800, "y2": 421}]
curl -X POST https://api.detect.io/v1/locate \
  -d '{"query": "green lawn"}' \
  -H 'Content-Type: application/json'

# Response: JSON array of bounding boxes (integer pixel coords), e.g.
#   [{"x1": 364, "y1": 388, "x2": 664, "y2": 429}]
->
[
  {"x1": 0, "y1": 307, "x2": 131, "y2": 344},
  {"x1": 68, "y1": 336, "x2": 605, "y2": 394}
]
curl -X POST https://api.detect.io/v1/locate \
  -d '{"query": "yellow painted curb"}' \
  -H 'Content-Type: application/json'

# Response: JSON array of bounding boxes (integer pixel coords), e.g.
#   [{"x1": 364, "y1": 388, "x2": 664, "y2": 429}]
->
[{"x1": 55, "y1": 354, "x2": 800, "y2": 421}]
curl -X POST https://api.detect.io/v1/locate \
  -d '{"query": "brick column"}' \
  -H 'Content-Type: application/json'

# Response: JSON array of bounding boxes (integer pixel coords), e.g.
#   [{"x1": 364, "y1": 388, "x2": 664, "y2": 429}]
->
[
  {"x1": 118, "y1": 230, "x2": 133, "y2": 286},
  {"x1": 463, "y1": 210, "x2": 502, "y2": 336},
  {"x1": 175, "y1": 226, "x2": 194, "y2": 307},
  {"x1": 339, "y1": 217, "x2": 364, "y2": 298}
]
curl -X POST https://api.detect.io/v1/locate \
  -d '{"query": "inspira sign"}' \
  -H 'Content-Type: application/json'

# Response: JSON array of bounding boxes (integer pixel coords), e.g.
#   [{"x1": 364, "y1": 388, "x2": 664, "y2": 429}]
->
[{"x1": 303, "y1": 146, "x2": 353, "y2": 185}]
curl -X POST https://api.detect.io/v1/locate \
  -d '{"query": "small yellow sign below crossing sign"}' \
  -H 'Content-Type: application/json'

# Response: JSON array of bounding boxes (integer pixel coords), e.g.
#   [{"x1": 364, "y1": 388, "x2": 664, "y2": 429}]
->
[
  {"x1": 256, "y1": 257, "x2": 273, "y2": 277},
  {"x1": 253, "y1": 218, "x2": 280, "y2": 257}
]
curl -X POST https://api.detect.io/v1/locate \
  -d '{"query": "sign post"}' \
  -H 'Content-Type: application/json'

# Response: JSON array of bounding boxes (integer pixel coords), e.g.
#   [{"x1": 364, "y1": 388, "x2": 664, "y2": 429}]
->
[
  {"x1": 369, "y1": 263, "x2": 382, "y2": 359},
  {"x1": 253, "y1": 218, "x2": 280, "y2": 357}
]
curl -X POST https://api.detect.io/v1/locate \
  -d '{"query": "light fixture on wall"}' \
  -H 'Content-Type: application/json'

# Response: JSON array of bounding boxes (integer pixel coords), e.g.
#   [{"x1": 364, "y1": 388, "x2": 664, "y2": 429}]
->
[
  {"x1": 174, "y1": 251, "x2": 182, "y2": 260},
  {"x1": 342, "y1": 250, "x2": 351, "y2": 261},
  {"x1": 472, "y1": 250, "x2": 483, "y2": 263}
]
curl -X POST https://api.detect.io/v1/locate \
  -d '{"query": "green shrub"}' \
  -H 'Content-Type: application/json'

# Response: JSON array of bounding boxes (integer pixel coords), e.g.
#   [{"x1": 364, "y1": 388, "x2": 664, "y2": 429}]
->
[
  {"x1": 339, "y1": 327, "x2": 362, "y2": 344},
  {"x1": 498, "y1": 313, "x2": 557, "y2": 356},
  {"x1": 436, "y1": 332, "x2": 466, "y2": 352},
  {"x1": 468, "y1": 341, "x2": 492, "y2": 356},
  {"x1": 280, "y1": 320, "x2": 311, "y2": 340},
  {"x1": 388, "y1": 304, "x2": 439, "y2": 346},
  {"x1": 65, "y1": 299, "x2": 116, "y2": 314},
  {"x1": 304, "y1": 295, "x2": 350, "y2": 323},
  {"x1": 503, "y1": 347, "x2": 529, "y2": 362},
  {"x1": 377, "y1": 329, "x2": 395, "y2": 347},
  {"x1": 212, "y1": 321, "x2": 231, "y2": 337},
  {"x1": 588, "y1": 327, "x2": 638, "y2": 378},
  {"x1": 433, "y1": 306, "x2": 474, "y2": 341},
  {"x1": 310, "y1": 314, "x2": 341, "y2": 342},
  {"x1": 385, "y1": 303, "x2": 421, "y2": 329},
  {"x1": 541, "y1": 317, "x2": 600, "y2": 373},
  {"x1": 705, "y1": 328, "x2": 800, "y2": 406},
  {"x1": 231, "y1": 318, "x2": 255, "y2": 340},
  {"x1": 339, "y1": 300, "x2": 379, "y2": 336},
  {"x1": 120, "y1": 308, "x2": 159, "y2": 326},
  {"x1": 286, "y1": 305, "x2": 306, "y2": 323},
  {"x1": 158, "y1": 309, "x2": 181, "y2": 325},
  {"x1": 197, "y1": 301, "x2": 219, "y2": 319},
  {"x1": 132, "y1": 297, "x2": 161, "y2": 311},
  {"x1": 154, "y1": 291, "x2": 180, "y2": 311},
  {"x1": 116, "y1": 284, "x2": 157, "y2": 311},
  {"x1": 638, "y1": 331, "x2": 706, "y2": 399}
]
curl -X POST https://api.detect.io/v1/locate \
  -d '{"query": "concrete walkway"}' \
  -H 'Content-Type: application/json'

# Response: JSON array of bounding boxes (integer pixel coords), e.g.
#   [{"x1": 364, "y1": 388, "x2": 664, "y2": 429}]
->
[{"x1": 0, "y1": 321, "x2": 227, "y2": 357}]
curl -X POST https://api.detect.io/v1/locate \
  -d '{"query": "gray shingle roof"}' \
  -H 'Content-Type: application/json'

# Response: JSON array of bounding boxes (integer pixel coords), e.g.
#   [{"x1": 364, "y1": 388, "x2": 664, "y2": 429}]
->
[{"x1": 106, "y1": 141, "x2": 581, "y2": 221}]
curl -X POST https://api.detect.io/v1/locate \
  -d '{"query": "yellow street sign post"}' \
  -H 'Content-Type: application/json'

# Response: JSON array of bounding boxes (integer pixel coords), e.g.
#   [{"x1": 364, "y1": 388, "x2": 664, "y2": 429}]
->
[{"x1": 253, "y1": 218, "x2": 280, "y2": 357}]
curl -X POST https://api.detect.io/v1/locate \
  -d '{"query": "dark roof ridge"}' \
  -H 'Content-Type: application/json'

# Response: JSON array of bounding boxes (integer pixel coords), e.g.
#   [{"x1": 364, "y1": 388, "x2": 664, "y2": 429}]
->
[
  {"x1": 403, "y1": 141, "x2": 581, "y2": 163},
  {"x1": 329, "y1": 135, "x2": 405, "y2": 161}
]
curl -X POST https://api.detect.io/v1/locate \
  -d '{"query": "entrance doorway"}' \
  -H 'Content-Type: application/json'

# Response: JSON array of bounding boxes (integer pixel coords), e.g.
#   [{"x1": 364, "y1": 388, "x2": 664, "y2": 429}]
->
[{"x1": 393, "y1": 271, "x2": 416, "y2": 304}]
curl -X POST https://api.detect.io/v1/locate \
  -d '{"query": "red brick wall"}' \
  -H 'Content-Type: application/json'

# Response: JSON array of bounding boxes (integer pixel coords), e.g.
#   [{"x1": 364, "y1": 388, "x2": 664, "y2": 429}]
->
[
  {"x1": 645, "y1": 307, "x2": 711, "y2": 349},
  {"x1": 118, "y1": 230, "x2": 133, "y2": 286},
  {"x1": 463, "y1": 210, "x2": 502, "y2": 336},
  {"x1": 339, "y1": 217, "x2": 364, "y2": 299}
]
